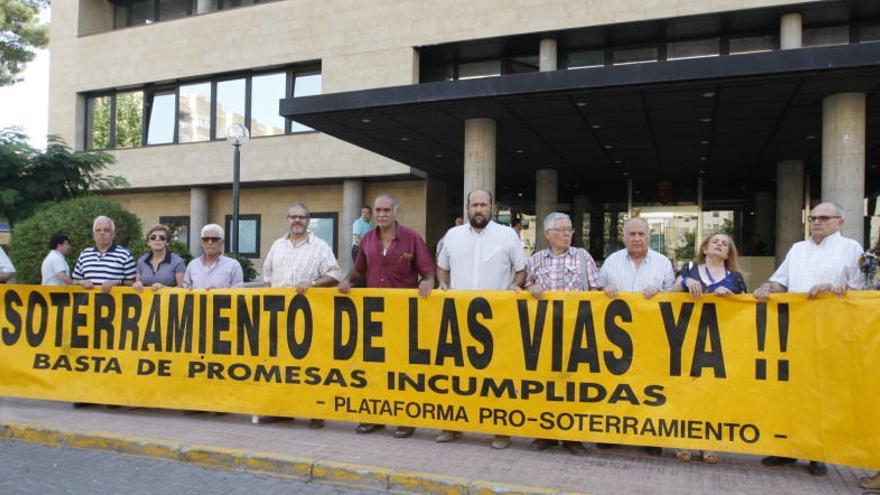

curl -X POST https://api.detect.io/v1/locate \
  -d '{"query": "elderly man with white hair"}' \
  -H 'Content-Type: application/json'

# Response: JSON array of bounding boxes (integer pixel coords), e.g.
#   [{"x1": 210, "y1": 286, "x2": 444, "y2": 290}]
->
[
  {"x1": 72, "y1": 215, "x2": 136, "y2": 293},
  {"x1": 183, "y1": 224, "x2": 243, "y2": 289}
]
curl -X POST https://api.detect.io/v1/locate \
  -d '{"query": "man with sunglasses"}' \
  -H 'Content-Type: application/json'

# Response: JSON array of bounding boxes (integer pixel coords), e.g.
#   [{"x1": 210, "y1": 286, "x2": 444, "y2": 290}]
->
[
  {"x1": 754, "y1": 201, "x2": 863, "y2": 476},
  {"x1": 183, "y1": 224, "x2": 243, "y2": 289}
]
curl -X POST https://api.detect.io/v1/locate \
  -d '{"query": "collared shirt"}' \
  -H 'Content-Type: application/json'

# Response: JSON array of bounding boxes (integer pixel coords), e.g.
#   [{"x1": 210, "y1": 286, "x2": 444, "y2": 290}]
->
[
  {"x1": 183, "y1": 254, "x2": 243, "y2": 289},
  {"x1": 352, "y1": 217, "x2": 374, "y2": 246},
  {"x1": 355, "y1": 223, "x2": 434, "y2": 288},
  {"x1": 136, "y1": 251, "x2": 186, "y2": 287},
  {"x1": 527, "y1": 247, "x2": 599, "y2": 291},
  {"x1": 437, "y1": 221, "x2": 527, "y2": 290},
  {"x1": 597, "y1": 248, "x2": 675, "y2": 292},
  {"x1": 73, "y1": 244, "x2": 136, "y2": 284},
  {"x1": 770, "y1": 231, "x2": 863, "y2": 292},
  {"x1": 263, "y1": 232, "x2": 342, "y2": 288},
  {"x1": 0, "y1": 247, "x2": 15, "y2": 277},
  {"x1": 41, "y1": 250, "x2": 69, "y2": 286}
]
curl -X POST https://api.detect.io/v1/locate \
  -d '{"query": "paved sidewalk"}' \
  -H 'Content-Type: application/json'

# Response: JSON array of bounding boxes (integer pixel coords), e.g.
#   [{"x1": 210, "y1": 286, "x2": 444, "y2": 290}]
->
[{"x1": 0, "y1": 398, "x2": 870, "y2": 494}]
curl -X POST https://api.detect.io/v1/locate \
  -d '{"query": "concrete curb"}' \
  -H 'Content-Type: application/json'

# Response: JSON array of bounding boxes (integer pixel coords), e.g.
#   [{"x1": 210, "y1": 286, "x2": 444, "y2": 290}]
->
[{"x1": 0, "y1": 420, "x2": 588, "y2": 495}]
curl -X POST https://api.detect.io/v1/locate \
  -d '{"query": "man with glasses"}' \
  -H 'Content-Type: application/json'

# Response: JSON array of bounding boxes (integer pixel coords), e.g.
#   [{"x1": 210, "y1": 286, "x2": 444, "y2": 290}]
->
[
  {"x1": 183, "y1": 224, "x2": 243, "y2": 289},
  {"x1": 72, "y1": 216, "x2": 136, "y2": 292},
  {"x1": 524, "y1": 212, "x2": 599, "y2": 456},
  {"x1": 754, "y1": 201, "x2": 863, "y2": 476}
]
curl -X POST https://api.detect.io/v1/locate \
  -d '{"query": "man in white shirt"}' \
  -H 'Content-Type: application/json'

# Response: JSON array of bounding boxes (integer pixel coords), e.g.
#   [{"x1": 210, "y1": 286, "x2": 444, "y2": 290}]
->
[
  {"x1": 255, "y1": 202, "x2": 342, "y2": 427},
  {"x1": 754, "y1": 201, "x2": 862, "y2": 477},
  {"x1": 41, "y1": 234, "x2": 72, "y2": 285},
  {"x1": 596, "y1": 216, "x2": 674, "y2": 456},
  {"x1": 598, "y1": 217, "x2": 675, "y2": 299},
  {"x1": 436, "y1": 188, "x2": 527, "y2": 449}
]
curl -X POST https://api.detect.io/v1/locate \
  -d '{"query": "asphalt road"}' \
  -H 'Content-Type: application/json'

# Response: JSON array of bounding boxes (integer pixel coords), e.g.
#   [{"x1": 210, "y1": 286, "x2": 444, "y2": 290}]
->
[{"x1": 0, "y1": 440, "x2": 384, "y2": 495}]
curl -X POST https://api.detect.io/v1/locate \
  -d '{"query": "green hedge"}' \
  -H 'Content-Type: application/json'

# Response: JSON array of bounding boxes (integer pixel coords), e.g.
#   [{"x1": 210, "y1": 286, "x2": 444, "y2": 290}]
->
[{"x1": 9, "y1": 196, "x2": 142, "y2": 284}]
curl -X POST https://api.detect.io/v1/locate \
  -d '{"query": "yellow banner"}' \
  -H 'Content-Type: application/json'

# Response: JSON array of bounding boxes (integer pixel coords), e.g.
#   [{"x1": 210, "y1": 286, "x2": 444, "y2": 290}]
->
[{"x1": 0, "y1": 285, "x2": 878, "y2": 467}]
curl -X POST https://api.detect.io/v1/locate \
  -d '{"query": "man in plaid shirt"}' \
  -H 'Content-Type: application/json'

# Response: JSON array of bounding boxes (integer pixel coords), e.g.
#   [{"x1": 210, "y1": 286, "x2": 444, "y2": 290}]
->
[{"x1": 524, "y1": 212, "x2": 599, "y2": 456}]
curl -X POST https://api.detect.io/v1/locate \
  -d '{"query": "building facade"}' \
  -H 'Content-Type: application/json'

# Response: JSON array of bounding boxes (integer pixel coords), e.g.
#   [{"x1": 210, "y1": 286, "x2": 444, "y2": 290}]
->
[{"x1": 51, "y1": 0, "x2": 880, "y2": 287}]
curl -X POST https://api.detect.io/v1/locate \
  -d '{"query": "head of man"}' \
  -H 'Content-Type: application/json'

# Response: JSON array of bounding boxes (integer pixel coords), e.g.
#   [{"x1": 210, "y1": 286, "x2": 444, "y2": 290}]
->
[
  {"x1": 361, "y1": 206, "x2": 372, "y2": 221},
  {"x1": 92, "y1": 216, "x2": 116, "y2": 250},
  {"x1": 809, "y1": 202, "x2": 845, "y2": 242},
  {"x1": 511, "y1": 218, "x2": 523, "y2": 234},
  {"x1": 49, "y1": 234, "x2": 70, "y2": 255},
  {"x1": 454, "y1": 216, "x2": 464, "y2": 226},
  {"x1": 373, "y1": 194, "x2": 399, "y2": 229},
  {"x1": 467, "y1": 189, "x2": 493, "y2": 229},
  {"x1": 287, "y1": 203, "x2": 311, "y2": 238},
  {"x1": 543, "y1": 212, "x2": 573, "y2": 254},
  {"x1": 623, "y1": 217, "x2": 650, "y2": 259},
  {"x1": 200, "y1": 224, "x2": 225, "y2": 258}
]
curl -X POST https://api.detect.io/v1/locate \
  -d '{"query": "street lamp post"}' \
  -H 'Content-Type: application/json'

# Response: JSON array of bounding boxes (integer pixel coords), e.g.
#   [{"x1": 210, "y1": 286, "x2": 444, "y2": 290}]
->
[{"x1": 226, "y1": 124, "x2": 250, "y2": 255}]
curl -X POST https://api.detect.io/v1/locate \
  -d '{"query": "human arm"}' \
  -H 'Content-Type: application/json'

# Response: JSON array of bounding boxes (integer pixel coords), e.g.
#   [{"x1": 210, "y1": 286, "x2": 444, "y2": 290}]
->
[
  {"x1": 436, "y1": 267, "x2": 450, "y2": 290},
  {"x1": 753, "y1": 281, "x2": 786, "y2": 302}
]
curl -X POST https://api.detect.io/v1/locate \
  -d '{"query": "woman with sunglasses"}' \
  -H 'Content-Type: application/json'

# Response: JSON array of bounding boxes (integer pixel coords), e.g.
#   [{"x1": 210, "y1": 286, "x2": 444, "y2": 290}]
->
[{"x1": 132, "y1": 224, "x2": 186, "y2": 292}]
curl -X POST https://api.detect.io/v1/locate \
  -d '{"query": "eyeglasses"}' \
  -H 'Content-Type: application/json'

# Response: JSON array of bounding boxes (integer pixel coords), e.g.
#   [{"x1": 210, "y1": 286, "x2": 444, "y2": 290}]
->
[
  {"x1": 549, "y1": 228, "x2": 575, "y2": 234},
  {"x1": 148, "y1": 234, "x2": 167, "y2": 241},
  {"x1": 808, "y1": 215, "x2": 841, "y2": 223},
  {"x1": 287, "y1": 215, "x2": 308, "y2": 220},
  {"x1": 201, "y1": 237, "x2": 222, "y2": 243}
]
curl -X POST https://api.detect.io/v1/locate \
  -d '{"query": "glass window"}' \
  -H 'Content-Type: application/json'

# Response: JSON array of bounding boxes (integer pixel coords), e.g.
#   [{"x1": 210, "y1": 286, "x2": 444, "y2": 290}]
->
[
  {"x1": 565, "y1": 50, "x2": 604, "y2": 69},
  {"x1": 290, "y1": 74, "x2": 321, "y2": 133},
  {"x1": 130, "y1": 0, "x2": 156, "y2": 25},
  {"x1": 225, "y1": 0, "x2": 256, "y2": 7},
  {"x1": 308, "y1": 213, "x2": 338, "y2": 257},
  {"x1": 159, "y1": 216, "x2": 190, "y2": 251},
  {"x1": 225, "y1": 214, "x2": 261, "y2": 258},
  {"x1": 86, "y1": 96, "x2": 112, "y2": 150},
  {"x1": 146, "y1": 90, "x2": 176, "y2": 145},
  {"x1": 729, "y1": 35, "x2": 775, "y2": 54},
  {"x1": 804, "y1": 25, "x2": 850, "y2": 47},
  {"x1": 159, "y1": 0, "x2": 190, "y2": 20},
  {"x1": 115, "y1": 91, "x2": 144, "y2": 149},
  {"x1": 250, "y1": 72, "x2": 286, "y2": 137},
  {"x1": 458, "y1": 60, "x2": 502, "y2": 80},
  {"x1": 507, "y1": 56, "x2": 539, "y2": 74},
  {"x1": 421, "y1": 64, "x2": 454, "y2": 82},
  {"x1": 859, "y1": 24, "x2": 880, "y2": 43},
  {"x1": 612, "y1": 46, "x2": 657, "y2": 65},
  {"x1": 215, "y1": 78, "x2": 246, "y2": 140},
  {"x1": 667, "y1": 38, "x2": 719, "y2": 60},
  {"x1": 178, "y1": 82, "x2": 212, "y2": 143}
]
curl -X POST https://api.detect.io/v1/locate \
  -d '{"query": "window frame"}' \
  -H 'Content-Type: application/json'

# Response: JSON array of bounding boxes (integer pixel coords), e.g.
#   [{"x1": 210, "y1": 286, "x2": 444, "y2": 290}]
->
[
  {"x1": 308, "y1": 212, "x2": 339, "y2": 258},
  {"x1": 224, "y1": 213, "x2": 261, "y2": 259},
  {"x1": 158, "y1": 215, "x2": 191, "y2": 251}
]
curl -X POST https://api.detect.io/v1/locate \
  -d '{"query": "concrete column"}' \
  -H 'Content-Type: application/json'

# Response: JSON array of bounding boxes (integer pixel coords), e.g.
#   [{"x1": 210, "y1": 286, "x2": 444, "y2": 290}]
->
[
  {"x1": 775, "y1": 160, "x2": 804, "y2": 263},
  {"x1": 780, "y1": 13, "x2": 802, "y2": 49},
  {"x1": 539, "y1": 38, "x2": 558, "y2": 72},
  {"x1": 822, "y1": 92, "x2": 866, "y2": 244},
  {"x1": 753, "y1": 191, "x2": 773, "y2": 254},
  {"x1": 463, "y1": 118, "x2": 496, "y2": 215},
  {"x1": 571, "y1": 195, "x2": 589, "y2": 248},
  {"x1": 189, "y1": 187, "x2": 209, "y2": 257},
  {"x1": 535, "y1": 169, "x2": 558, "y2": 251},
  {"x1": 341, "y1": 180, "x2": 364, "y2": 272},
  {"x1": 196, "y1": 0, "x2": 215, "y2": 13}
]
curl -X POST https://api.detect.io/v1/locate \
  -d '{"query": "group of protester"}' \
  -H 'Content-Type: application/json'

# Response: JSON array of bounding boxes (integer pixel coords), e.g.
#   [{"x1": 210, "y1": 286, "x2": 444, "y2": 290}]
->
[{"x1": 0, "y1": 191, "x2": 876, "y2": 488}]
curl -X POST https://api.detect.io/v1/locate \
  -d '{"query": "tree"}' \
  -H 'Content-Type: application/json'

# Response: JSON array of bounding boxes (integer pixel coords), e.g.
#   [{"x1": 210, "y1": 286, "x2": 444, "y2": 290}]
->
[
  {"x1": 0, "y1": 0, "x2": 48, "y2": 86},
  {"x1": 0, "y1": 128, "x2": 126, "y2": 225},
  {"x1": 9, "y1": 196, "x2": 143, "y2": 284}
]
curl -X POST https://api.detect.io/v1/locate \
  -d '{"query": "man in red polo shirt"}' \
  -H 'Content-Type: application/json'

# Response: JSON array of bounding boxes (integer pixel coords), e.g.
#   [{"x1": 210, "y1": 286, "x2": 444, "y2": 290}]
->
[{"x1": 338, "y1": 192, "x2": 435, "y2": 438}]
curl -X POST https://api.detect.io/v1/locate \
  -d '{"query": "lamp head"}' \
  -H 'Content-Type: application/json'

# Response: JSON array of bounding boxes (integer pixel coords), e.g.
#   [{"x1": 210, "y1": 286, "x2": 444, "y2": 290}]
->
[{"x1": 226, "y1": 123, "x2": 250, "y2": 146}]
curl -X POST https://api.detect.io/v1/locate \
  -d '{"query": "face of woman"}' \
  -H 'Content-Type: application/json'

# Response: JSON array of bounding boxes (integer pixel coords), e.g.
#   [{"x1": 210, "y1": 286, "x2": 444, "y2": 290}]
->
[
  {"x1": 704, "y1": 234, "x2": 730, "y2": 260},
  {"x1": 148, "y1": 231, "x2": 169, "y2": 251}
]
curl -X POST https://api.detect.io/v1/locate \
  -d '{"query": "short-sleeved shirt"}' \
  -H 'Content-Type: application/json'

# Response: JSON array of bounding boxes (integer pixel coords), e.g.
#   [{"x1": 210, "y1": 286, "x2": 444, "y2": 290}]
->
[
  {"x1": 183, "y1": 255, "x2": 244, "y2": 289},
  {"x1": 73, "y1": 244, "x2": 136, "y2": 284},
  {"x1": 527, "y1": 247, "x2": 599, "y2": 291},
  {"x1": 263, "y1": 232, "x2": 342, "y2": 288},
  {"x1": 437, "y1": 221, "x2": 528, "y2": 290},
  {"x1": 0, "y1": 247, "x2": 15, "y2": 277},
  {"x1": 354, "y1": 223, "x2": 434, "y2": 288},
  {"x1": 770, "y1": 232, "x2": 863, "y2": 292},
  {"x1": 352, "y1": 218, "x2": 374, "y2": 246},
  {"x1": 41, "y1": 250, "x2": 69, "y2": 286},
  {"x1": 136, "y1": 251, "x2": 186, "y2": 287},
  {"x1": 597, "y1": 248, "x2": 675, "y2": 292}
]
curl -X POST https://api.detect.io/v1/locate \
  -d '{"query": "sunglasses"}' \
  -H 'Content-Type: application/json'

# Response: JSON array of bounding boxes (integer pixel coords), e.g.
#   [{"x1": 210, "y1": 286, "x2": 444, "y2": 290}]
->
[
  {"x1": 201, "y1": 237, "x2": 222, "y2": 243},
  {"x1": 149, "y1": 234, "x2": 167, "y2": 241},
  {"x1": 808, "y1": 215, "x2": 841, "y2": 223}
]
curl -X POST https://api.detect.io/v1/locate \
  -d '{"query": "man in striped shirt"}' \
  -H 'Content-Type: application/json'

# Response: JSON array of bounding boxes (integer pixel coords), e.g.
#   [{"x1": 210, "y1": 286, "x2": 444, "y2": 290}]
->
[{"x1": 72, "y1": 216, "x2": 136, "y2": 293}]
